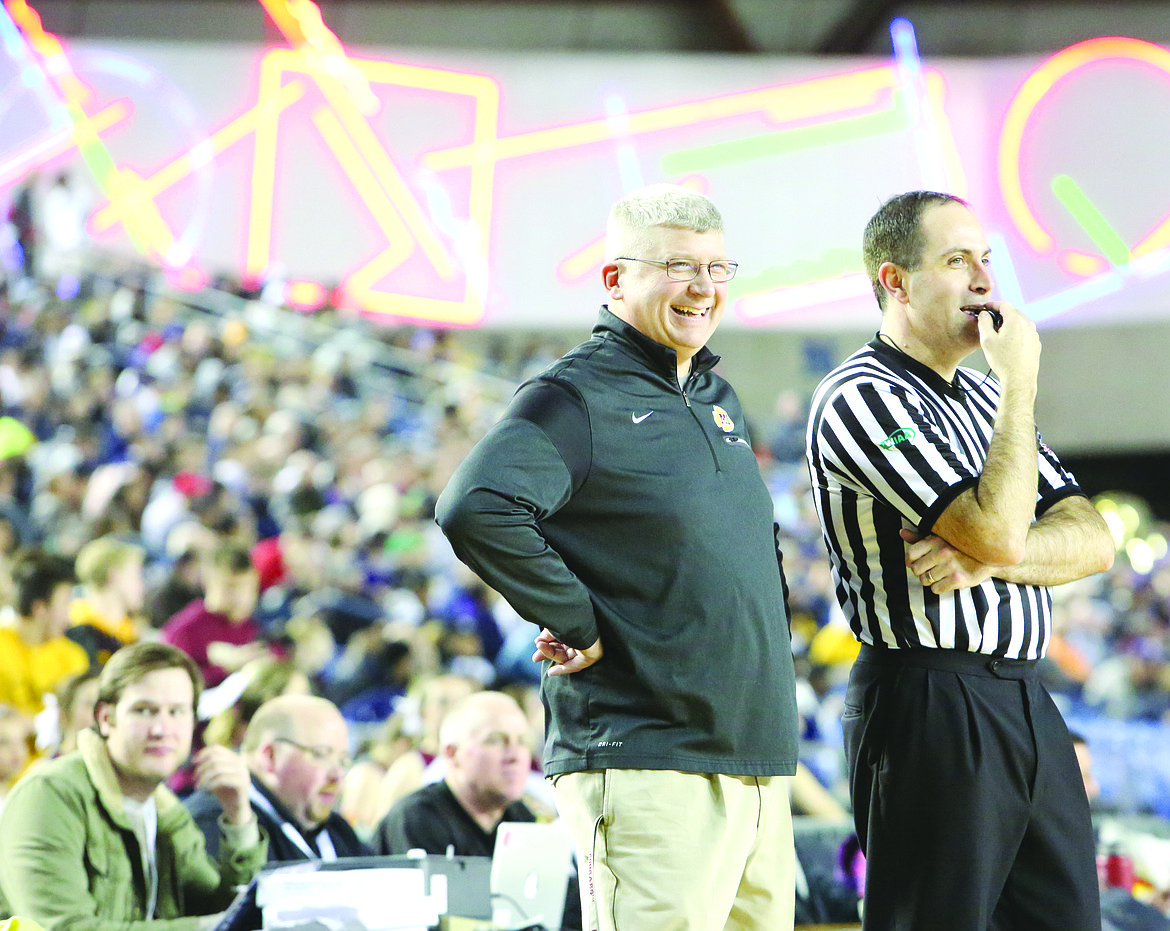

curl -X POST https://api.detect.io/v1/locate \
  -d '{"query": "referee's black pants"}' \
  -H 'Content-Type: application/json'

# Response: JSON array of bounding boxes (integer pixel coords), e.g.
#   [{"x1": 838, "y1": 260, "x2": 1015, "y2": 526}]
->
[{"x1": 843, "y1": 645, "x2": 1100, "y2": 931}]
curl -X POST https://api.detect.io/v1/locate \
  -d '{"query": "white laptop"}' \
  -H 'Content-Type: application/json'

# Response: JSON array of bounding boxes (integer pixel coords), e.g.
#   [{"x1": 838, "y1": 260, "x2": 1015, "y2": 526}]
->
[{"x1": 490, "y1": 821, "x2": 575, "y2": 931}]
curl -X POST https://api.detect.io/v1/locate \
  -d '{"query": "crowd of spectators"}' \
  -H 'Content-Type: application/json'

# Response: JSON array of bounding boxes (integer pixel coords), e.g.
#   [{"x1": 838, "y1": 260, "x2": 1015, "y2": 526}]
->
[
  {"x1": 0, "y1": 185, "x2": 1168, "y2": 924},
  {"x1": 0, "y1": 247, "x2": 575, "y2": 818}
]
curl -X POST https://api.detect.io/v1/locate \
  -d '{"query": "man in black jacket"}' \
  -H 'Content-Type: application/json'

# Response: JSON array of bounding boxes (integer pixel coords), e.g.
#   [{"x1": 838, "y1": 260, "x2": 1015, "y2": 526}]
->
[
  {"x1": 186, "y1": 694, "x2": 368, "y2": 862},
  {"x1": 436, "y1": 184, "x2": 800, "y2": 931},
  {"x1": 375, "y1": 691, "x2": 582, "y2": 930},
  {"x1": 374, "y1": 691, "x2": 535, "y2": 858}
]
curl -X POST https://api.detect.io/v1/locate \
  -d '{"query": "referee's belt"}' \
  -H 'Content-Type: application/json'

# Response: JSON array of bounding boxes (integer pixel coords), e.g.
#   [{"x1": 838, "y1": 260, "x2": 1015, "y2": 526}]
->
[{"x1": 857, "y1": 643, "x2": 1038, "y2": 680}]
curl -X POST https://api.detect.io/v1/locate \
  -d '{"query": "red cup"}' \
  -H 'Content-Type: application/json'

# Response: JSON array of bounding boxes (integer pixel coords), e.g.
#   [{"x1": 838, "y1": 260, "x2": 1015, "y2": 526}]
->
[{"x1": 1105, "y1": 852, "x2": 1135, "y2": 892}]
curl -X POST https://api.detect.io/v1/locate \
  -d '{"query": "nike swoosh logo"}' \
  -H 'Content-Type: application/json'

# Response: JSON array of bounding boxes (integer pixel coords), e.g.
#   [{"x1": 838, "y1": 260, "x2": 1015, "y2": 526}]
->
[{"x1": 632, "y1": 411, "x2": 654, "y2": 424}]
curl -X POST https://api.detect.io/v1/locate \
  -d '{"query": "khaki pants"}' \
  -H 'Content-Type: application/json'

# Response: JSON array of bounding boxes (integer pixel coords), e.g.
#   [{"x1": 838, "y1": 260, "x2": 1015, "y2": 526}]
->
[{"x1": 553, "y1": 769, "x2": 794, "y2": 931}]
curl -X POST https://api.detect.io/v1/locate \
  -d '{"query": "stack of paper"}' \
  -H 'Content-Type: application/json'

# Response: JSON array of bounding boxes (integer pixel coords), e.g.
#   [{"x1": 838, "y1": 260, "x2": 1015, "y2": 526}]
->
[{"x1": 257, "y1": 866, "x2": 441, "y2": 931}]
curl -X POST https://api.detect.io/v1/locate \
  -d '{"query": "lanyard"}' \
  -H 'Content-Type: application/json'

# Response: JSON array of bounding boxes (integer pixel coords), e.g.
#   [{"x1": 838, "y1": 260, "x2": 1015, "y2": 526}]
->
[{"x1": 248, "y1": 784, "x2": 338, "y2": 861}]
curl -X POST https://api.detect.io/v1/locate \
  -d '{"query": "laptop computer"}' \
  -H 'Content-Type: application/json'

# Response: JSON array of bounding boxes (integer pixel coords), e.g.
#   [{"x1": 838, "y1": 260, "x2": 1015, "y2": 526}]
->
[{"x1": 489, "y1": 822, "x2": 575, "y2": 931}]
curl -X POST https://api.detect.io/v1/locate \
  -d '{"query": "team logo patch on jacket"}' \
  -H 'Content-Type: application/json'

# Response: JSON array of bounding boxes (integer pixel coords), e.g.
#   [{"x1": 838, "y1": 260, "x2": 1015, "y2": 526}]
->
[{"x1": 712, "y1": 405, "x2": 735, "y2": 432}]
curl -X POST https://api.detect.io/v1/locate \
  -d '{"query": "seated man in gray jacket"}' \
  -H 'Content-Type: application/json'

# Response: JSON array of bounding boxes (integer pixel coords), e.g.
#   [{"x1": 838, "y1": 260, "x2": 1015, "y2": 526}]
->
[{"x1": 0, "y1": 641, "x2": 266, "y2": 931}]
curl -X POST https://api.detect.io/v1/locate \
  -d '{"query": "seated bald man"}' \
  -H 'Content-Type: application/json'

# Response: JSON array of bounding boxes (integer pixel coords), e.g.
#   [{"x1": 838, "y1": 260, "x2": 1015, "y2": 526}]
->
[
  {"x1": 186, "y1": 694, "x2": 368, "y2": 862},
  {"x1": 374, "y1": 691, "x2": 535, "y2": 857},
  {"x1": 374, "y1": 691, "x2": 582, "y2": 930}
]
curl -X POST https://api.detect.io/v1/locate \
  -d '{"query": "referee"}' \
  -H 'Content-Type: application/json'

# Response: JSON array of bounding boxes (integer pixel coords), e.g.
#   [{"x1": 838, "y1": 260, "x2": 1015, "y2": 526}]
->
[{"x1": 806, "y1": 191, "x2": 1115, "y2": 931}]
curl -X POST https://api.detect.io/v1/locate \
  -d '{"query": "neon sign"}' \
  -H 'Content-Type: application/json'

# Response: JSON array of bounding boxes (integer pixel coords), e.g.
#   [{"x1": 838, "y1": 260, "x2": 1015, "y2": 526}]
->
[
  {"x1": 2, "y1": 2, "x2": 1170, "y2": 329},
  {"x1": 996, "y1": 35, "x2": 1170, "y2": 320}
]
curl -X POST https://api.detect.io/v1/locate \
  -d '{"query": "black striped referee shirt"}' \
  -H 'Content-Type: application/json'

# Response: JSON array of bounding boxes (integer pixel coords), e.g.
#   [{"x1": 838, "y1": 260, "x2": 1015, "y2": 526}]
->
[{"x1": 805, "y1": 337, "x2": 1084, "y2": 659}]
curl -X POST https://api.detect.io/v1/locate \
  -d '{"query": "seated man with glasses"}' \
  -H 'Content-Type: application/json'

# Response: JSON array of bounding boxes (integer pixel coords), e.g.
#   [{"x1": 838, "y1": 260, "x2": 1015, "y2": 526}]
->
[{"x1": 186, "y1": 694, "x2": 369, "y2": 862}]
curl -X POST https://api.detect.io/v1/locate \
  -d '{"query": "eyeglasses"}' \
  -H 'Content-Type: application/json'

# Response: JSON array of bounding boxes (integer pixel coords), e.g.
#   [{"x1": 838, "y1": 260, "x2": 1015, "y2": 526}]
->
[
  {"x1": 273, "y1": 737, "x2": 353, "y2": 770},
  {"x1": 616, "y1": 257, "x2": 738, "y2": 282}
]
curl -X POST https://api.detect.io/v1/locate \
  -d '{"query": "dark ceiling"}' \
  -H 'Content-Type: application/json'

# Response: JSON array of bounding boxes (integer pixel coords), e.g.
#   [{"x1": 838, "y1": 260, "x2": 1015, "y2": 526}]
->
[{"x1": 30, "y1": 0, "x2": 1170, "y2": 58}]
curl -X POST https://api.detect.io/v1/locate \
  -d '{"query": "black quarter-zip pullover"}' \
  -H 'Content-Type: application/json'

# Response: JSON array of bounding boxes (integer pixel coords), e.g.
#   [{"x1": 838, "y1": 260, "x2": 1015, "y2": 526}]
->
[{"x1": 437, "y1": 307, "x2": 799, "y2": 776}]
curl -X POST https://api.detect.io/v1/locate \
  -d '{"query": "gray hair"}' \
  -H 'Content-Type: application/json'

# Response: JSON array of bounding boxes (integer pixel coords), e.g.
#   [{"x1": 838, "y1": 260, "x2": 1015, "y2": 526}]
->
[{"x1": 605, "y1": 184, "x2": 724, "y2": 260}]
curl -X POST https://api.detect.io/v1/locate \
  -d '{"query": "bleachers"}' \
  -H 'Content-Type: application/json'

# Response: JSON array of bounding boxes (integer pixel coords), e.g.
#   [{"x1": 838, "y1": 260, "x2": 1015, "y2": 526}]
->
[{"x1": 1067, "y1": 715, "x2": 1170, "y2": 820}]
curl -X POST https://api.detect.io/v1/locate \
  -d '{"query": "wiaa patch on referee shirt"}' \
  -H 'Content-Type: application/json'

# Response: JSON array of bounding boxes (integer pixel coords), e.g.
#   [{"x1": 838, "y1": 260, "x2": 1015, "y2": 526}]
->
[{"x1": 879, "y1": 426, "x2": 916, "y2": 449}]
